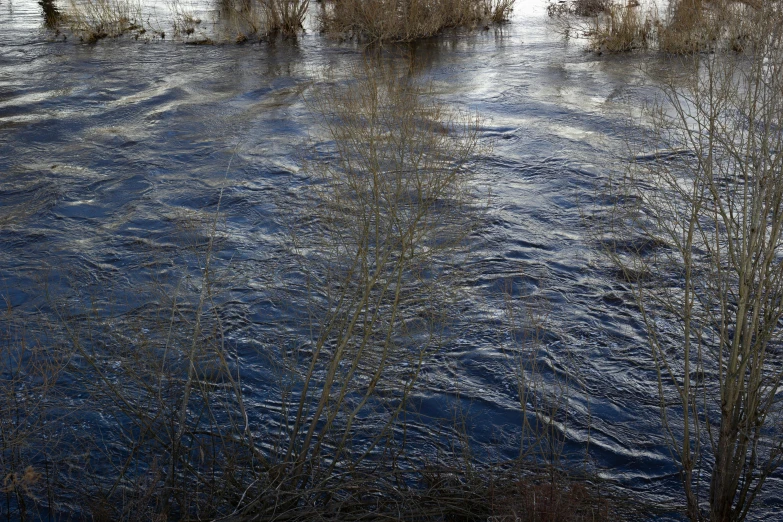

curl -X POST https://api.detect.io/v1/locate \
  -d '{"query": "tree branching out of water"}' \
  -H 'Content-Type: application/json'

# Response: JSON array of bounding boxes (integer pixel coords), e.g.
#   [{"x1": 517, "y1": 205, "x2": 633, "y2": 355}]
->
[
  {"x1": 607, "y1": 5, "x2": 783, "y2": 521},
  {"x1": 230, "y1": 58, "x2": 487, "y2": 519}
]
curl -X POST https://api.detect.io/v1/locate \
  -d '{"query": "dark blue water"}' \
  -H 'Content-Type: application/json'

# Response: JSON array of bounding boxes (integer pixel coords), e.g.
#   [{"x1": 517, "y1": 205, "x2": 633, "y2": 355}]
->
[{"x1": 2, "y1": 0, "x2": 781, "y2": 519}]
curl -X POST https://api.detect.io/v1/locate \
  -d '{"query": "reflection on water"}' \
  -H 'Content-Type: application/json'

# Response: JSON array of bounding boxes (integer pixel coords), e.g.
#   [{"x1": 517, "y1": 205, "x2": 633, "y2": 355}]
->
[{"x1": 1, "y1": 0, "x2": 781, "y2": 520}]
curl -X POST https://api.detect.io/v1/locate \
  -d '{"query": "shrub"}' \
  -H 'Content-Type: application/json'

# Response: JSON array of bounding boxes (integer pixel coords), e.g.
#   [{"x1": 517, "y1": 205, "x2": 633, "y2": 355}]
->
[
  {"x1": 606, "y1": 4, "x2": 783, "y2": 519},
  {"x1": 588, "y1": 2, "x2": 653, "y2": 52},
  {"x1": 262, "y1": 0, "x2": 308, "y2": 36},
  {"x1": 546, "y1": 0, "x2": 611, "y2": 17},
  {"x1": 61, "y1": 0, "x2": 146, "y2": 42},
  {"x1": 320, "y1": 0, "x2": 515, "y2": 43}
]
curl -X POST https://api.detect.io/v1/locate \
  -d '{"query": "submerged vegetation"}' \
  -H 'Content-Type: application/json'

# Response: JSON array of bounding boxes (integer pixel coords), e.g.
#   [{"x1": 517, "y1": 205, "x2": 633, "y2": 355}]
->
[
  {"x1": 320, "y1": 0, "x2": 515, "y2": 42},
  {"x1": 50, "y1": 0, "x2": 514, "y2": 43},
  {"x1": 548, "y1": 0, "x2": 775, "y2": 54}
]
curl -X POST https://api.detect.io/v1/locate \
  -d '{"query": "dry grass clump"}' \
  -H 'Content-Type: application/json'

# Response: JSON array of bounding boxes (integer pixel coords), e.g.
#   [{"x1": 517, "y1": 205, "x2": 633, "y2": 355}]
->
[
  {"x1": 658, "y1": 0, "x2": 764, "y2": 53},
  {"x1": 61, "y1": 0, "x2": 147, "y2": 42},
  {"x1": 168, "y1": 1, "x2": 203, "y2": 40},
  {"x1": 217, "y1": 0, "x2": 308, "y2": 39},
  {"x1": 547, "y1": 0, "x2": 611, "y2": 17},
  {"x1": 320, "y1": 0, "x2": 515, "y2": 42},
  {"x1": 658, "y1": 0, "x2": 721, "y2": 53},
  {"x1": 573, "y1": 0, "x2": 612, "y2": 16},
  {"x1": 58, "y1": 0, "x2": 308, "y2": 43},
  {"x1": 547, "y1": 0, "x2": 654, "y2": 52},
  {"x1": 550, "y1": 0, "x2": 769, "y2": 54},
  {"x1": 588, "y1": 3, "x2": 654, "y2": 52}
]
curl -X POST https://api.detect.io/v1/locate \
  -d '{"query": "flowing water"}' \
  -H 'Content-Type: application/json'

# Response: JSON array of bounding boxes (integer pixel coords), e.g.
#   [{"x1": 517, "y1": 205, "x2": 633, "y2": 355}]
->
[{"x1": 2, "y1": 0, "x2": 782, "y2": 519}]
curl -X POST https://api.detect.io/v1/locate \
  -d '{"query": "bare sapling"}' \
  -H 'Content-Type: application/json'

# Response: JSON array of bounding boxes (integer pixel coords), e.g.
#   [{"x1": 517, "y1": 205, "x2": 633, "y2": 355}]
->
[
  {"x1": 0, "y1": 296, "x2": 68, "y2": 521},
  {"x1": 232, "y1": 57, "x2": 487, "y2": 518},
  {"x1": 44, "y1": 177, "x2": 262, "y2": 519},
  {"x1": 606, "y1": 4, "x2": 783, "y2": 520},
  {"x1": 262, "y1": 0, "x2": 308, "y2": 36}
]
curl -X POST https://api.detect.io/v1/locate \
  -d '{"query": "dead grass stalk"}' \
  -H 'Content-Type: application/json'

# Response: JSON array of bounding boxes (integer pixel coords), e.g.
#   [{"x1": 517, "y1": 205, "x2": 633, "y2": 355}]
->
[{"x1": 321, "y1": 0, "x2": 515, "y2": 42}]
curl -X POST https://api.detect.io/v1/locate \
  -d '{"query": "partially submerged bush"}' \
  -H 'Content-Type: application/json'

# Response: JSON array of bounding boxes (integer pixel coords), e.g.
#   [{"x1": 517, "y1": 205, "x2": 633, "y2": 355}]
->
[
  {"x1": 547, "y1": 0, "x2": 656, "y2": 52},
  {"x1": 320, "y1": 0, "x2": 515, "y2": 43},
  {"x1": 210, "y1": 0, "x2": 308, "y2": 40},
  {"x1": 547, "y1": 0, "x2": 611, "y2": 17},
  {"x1": 261, "y1": 0, "x2": 308, "y2": 36},
  {"x1": 39, "y1": 0, "x2": 62, "y2": 27},
  {"x1": 658, "y1": 0, "x2": 763, "y2": 54},
  {"x1": 550, "y1": 0, "x2": 769, "y2": 54},
  {"x1": 657, "y1": 0, "x2": 728, "y2": 53},
  {"x1": 573, "y1": 0, "x2": 612, "y2": 16},
  {"x1": 58, "y1": 0, "x2": 308, "y2": 43},
  {"x1": 588, "y1": 2, "x2": 654, "y2": 52},
  {"x1": 61, "y1": 0, "x2": 147, "y2": 42}
]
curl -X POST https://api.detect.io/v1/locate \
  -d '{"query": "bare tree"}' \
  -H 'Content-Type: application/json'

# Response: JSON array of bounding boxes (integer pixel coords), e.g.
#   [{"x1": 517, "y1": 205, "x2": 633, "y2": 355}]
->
[
  {"x1": 226, "y1": 57, "x2": 489, "y2": 519},
  {"x1": 606, "y1": 5, "x2": 783, "y2": 521}
]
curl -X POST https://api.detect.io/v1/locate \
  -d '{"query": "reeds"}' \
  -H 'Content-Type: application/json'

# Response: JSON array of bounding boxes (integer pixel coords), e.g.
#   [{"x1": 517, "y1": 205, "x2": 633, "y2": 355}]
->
[
  {"x1": 588, "y1": 2, "x2": 653, "y2": 52},
  {"x1": 62, "y1": 0, "x2": 146, "y2": 42},
  {"x1": 549, "y1": 0, "x2": 768, "y2": 54},
  {"x1": 320, "y1": 0, "x2": 515, "y2": 43}
]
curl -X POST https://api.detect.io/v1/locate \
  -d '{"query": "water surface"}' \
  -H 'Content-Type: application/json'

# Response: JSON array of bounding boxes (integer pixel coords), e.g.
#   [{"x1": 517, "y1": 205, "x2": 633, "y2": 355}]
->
[{"x1": 2, "y1": 1, "x2": 780, "y2": 518}]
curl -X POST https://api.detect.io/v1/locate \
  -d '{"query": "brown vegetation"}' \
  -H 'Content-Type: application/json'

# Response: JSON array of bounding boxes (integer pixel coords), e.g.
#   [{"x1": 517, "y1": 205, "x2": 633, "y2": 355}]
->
[
  {"x1": 588, "y1": 2, "x2": 653, "y2": 52},
  {"x1": 58, "y1": 0, "x2": 307, "y2": 43},
  {"x1": 58, "y1": 0, "x2": 514, "y2": 44},
  {"x1": 549, "y1": 0, "x2": 771, "y2": 54},
  {"x1": 320, "y1": 0, "x2": 515, "y2": 43},
  {"x1": 547, "y1": 0, "x2": 611, "y2": 17},
  {"x1": 61, "y1": 0, "x2": 147, "y2": 42},
  {"x1": 263, "y1": 0, "x2": 308, "y2": 35}
]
